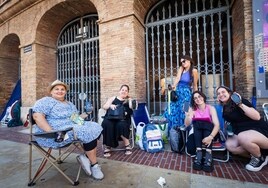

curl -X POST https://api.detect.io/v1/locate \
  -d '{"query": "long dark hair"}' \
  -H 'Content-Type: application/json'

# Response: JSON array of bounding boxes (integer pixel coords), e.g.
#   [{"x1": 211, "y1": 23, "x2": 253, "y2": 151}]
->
[
  {"x1": 216, "y1": 85, "x2": 236, "y2": 113},
  {"x1": 181, "y1": 55, "x2": 195, "y2": 84},
  {"x1": 191, "y1": 91, "x2": 207, "y2": 110}
]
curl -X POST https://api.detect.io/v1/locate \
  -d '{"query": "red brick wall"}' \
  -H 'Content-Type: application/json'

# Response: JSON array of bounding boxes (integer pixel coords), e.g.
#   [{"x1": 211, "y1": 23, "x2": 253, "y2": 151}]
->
[
  {"x1": 232, "y1": 0, "x2": 255, "y2": 99},
  {"x1": 1, "y1": 0, "x2": 265, "y2": 117},
  {"x1": 0, "y1": 34, "x2": 20, "y2": 113}
]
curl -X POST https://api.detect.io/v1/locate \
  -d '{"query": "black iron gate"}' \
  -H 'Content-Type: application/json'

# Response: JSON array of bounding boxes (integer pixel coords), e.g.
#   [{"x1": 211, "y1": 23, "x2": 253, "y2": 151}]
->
[
  {"x1": 145, "y1": 0, "x2": 233, "y2": 115},
  {"x1": 57, "y1": 14, "x2": 100, "y2": 119}
]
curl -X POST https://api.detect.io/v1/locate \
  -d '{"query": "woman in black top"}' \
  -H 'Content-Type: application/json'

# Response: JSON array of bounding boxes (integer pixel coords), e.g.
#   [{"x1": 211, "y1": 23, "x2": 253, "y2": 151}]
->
[
  {"x1": 216, "y1": 86, "x2": 268, "y2": 172},
  {"x1": 101, "y1": 84, "x2": 134, "y2": 157}
]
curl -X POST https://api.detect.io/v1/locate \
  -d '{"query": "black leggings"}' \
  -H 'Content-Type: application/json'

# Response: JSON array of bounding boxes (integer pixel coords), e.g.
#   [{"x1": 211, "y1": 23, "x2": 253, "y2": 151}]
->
[
  {"x1": 193, "y1": 121, "x2": 214, "y2": 150},
  {"x1": 83, "y1": 134, "x2": 101, "y2": 151}
]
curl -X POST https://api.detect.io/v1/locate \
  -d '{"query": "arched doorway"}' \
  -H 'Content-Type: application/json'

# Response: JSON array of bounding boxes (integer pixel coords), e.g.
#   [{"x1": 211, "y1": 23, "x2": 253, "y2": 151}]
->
[
  {"x1": 57, "y1": 15, "x2": 100, "y2": 119},
  {"x1": 0, "y1": 34, "x2": 21, "y2": 117},
  {"x1": 145, "y1": 0, "x2": 233, "y2": 115}
]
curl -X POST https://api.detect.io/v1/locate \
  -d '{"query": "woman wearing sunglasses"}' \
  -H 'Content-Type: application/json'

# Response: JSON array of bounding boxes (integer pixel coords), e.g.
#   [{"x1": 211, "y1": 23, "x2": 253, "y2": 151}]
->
[{"x1": 164, "y1": 55, "x2": 198, "y2": 130}]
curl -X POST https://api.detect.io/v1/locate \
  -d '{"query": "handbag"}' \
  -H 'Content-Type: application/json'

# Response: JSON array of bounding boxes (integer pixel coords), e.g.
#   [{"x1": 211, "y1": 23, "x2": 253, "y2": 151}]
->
[
  {"x1": 170, "y1": 90, "x2": 178, "y2": 102},
  {"x1": 169, "y1": 126, "x2": 185, "y2": 153},
  {"x1": 106, "y1": 105, "x2": 125, "y2": 120}
]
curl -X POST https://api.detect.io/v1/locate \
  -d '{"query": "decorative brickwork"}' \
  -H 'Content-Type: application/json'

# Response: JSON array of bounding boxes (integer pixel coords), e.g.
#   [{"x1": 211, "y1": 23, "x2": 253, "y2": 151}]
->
[{"x1": 0, "y1": 0, "x2": 266, "y2": 117}]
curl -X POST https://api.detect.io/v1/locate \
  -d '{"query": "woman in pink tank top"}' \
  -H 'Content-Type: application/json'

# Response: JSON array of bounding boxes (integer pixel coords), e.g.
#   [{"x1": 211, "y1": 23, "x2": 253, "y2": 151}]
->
[{"x1": 184, "y1": 91, "x2": 220, "y2": 172}]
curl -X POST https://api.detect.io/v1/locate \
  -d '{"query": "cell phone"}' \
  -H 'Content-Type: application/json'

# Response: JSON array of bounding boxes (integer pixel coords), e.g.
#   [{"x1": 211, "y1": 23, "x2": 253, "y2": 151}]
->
[
  {"x1": 231, "y1": 93, "x2": 241, "y2": 105},
  {"x1": 183, "y1": 101, "x2": 190, "y2": 112}
]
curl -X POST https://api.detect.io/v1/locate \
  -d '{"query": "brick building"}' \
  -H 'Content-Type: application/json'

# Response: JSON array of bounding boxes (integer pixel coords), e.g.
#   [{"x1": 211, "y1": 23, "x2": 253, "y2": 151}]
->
[{"x1": 0, "y1": 0, "x2": 267, "y2": 119}]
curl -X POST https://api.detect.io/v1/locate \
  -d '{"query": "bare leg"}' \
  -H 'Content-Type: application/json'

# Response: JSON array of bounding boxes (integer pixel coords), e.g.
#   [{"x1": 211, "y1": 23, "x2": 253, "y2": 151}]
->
[
  {"x1": 238, "y1": 130, "x2": 268, "y2": 157},
  {"x1": 121, "y1": 135, "x2": 132, "y2": 155},
  {"x1": 226, "y1": 135, "x2": 250, "y2": 158},
  {"x1": 121, "y1": 135, "x2": 130, "y2": 146},
  {"x1": 85, "y1": 147, "x2": 97, "y2": 164}
]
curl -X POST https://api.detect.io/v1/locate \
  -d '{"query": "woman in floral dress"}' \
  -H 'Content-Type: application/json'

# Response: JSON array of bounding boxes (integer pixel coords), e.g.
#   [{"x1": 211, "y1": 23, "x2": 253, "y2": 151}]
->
[{"x1": 32, "y1": 80, "x2": 104, "y2": 180}]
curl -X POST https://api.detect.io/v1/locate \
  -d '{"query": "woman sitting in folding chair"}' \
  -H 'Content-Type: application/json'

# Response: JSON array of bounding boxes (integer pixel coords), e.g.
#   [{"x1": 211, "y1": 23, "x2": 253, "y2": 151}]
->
[
  {"x1": 184, "y1": 91, "x2": 220, "y2": 172},
  {"x1": 32, "y1": 80, "x2": 104, "y2": 180},
  {"x1": 101, "y1": 84, "x2": 135, "y2": 157}
]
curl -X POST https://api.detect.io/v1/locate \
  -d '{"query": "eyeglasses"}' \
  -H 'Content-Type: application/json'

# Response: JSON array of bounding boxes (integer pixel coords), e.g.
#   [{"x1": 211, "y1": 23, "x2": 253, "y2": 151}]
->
[
  {"x1": 193, "y1": 95, "x2": 202, "y2": 101},
  {"x1": 181, "y1": 60, "x2": 186, "y2": 63}
]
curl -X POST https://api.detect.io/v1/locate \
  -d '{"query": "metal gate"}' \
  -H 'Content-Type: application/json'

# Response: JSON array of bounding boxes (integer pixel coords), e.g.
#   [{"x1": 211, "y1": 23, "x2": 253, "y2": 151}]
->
[
  {"x1": 57, "y1": 14, "x2": 100, "y2": 119},
  {"x1": 145, "y1": 0, "x2": 233, "y2": 115}
]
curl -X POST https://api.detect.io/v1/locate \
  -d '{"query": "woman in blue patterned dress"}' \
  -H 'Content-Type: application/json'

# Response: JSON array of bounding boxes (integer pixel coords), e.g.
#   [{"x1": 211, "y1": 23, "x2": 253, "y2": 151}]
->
[
  {"x1": 164, "y1": 55, "x2": 198, "y2": 129},
  {"x1": 32, "y1": 80, "x2": 104, "y2": 180}
]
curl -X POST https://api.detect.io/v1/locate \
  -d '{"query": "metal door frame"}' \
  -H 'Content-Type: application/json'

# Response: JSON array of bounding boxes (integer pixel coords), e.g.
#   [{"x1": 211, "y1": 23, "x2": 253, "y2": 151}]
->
[
  {"x1": 57, "y1": 14, "x2": 100, "y2": 119},
  {"x1": 145, "y1": 0, "x2": 233, "y2": 115}
]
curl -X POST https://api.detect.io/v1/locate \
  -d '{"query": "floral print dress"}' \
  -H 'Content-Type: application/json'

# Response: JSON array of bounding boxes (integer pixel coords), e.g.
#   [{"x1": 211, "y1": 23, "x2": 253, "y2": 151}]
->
[{"x1": 32, "y1": 97, "x2": 102, "y2": 148}]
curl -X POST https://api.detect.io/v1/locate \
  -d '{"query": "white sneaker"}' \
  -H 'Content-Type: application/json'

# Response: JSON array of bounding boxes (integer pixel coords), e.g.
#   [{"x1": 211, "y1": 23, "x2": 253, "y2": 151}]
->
[
  {"x1": 91, "y1": 164, "x2": 104, "y2": 180},
  {"x1": 77, "y1": 154, "x2": 91, "y2": 176}
]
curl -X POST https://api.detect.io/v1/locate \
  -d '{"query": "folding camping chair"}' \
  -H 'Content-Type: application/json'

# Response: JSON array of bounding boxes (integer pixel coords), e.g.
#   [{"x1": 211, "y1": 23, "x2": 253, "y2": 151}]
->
[
  {"x1": 209, "y1": 105, "x2": 229, "y2": 162},
  {"x1": 131, "y1": 103, "x2": 150, "y2": 125},
  {"x1": 98, "y1": 108, "x2": 136, "y2": 151},
  {"x1": 28, "y1": 109, "x2": 82, "y2": 186}
]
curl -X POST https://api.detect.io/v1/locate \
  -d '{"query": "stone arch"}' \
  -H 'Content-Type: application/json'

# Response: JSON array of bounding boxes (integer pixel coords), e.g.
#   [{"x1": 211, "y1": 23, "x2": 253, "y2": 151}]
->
[
  {"x1": 0, "y1": 34, "x2": 20, "y2": 113},
  {"x1": 34, "y1": 0, "x2": 98, "y2": 99}
]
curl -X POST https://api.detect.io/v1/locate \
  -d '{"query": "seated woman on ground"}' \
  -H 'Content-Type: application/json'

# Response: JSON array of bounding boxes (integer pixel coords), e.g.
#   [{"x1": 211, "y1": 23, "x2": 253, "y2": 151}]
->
[
  {"x1": 184, "y1": 91, "x2": 220, "y2": 173},
  {"x1": 217, "y1": 85, "x2": 268, "y2": 172},
  {"x1": 32, "y1": 80, "x2": 104, "y2": 180},
  {"x1": 101, "y1": 84, "x2": 134, "y2": 157}
]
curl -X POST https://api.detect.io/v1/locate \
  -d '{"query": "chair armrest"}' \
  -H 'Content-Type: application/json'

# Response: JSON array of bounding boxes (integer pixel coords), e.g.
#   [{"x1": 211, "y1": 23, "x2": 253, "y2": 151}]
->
[{"x1": 33, "y1": 127, "x2": 73, "y2": 139}]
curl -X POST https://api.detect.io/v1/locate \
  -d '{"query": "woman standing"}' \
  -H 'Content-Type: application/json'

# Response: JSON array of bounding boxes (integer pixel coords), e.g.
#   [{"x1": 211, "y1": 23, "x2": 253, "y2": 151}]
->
[
  {"x1": 164, "y1": 55, "x2": 198, "y2": 129},
  {"x1": 185, "y1": 91, "x2": 220, "y2": 172},
  {"x1": 216, "y1": 85, "x2": 268, "y2": 172},
  {"x1": 101, "y1": 84, "x2": 134, "y2": 157}
]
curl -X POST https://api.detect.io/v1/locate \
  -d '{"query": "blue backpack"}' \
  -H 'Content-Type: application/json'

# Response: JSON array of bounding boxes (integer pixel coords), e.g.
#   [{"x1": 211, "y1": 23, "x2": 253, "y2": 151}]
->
[{"x1": 142, "y1": 123, "x2": 164, "y2": 153}]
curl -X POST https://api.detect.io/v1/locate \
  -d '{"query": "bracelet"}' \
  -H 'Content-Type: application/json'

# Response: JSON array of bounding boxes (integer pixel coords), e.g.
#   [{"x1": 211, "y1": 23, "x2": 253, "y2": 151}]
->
[{"x1": 209, "y1": 134, "x2": 214, "y2": 139}]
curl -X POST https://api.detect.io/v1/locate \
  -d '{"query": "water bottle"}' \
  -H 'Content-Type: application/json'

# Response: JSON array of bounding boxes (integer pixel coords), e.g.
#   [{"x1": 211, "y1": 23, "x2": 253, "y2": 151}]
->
[{"x1": 85, "y1": 99, "x2": 93, "y2": 114}]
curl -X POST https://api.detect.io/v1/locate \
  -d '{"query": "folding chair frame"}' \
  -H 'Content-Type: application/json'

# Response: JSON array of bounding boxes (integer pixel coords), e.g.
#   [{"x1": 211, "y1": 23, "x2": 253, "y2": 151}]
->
[
  {"x1": 98, "y1": 108, "x2": 136, "y2": 151},
  {"x1": 28, "y1": 109, "x2": 82, "y2": 186}
]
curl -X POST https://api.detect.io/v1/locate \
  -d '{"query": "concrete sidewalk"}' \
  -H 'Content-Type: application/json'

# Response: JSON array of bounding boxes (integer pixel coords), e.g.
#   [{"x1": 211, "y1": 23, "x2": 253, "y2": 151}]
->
[{"x1": 0, "y1": 139, "x2": 265, "y2": 188}]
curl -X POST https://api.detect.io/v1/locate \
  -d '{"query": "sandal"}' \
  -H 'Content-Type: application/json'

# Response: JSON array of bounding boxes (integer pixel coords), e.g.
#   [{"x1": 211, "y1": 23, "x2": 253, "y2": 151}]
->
[
  {"x1": 103, "y1": 147, "x2": 111, "y2": 158},
  {"x1": 125, "y1": 144, "x2": 132, "y2": 155}
]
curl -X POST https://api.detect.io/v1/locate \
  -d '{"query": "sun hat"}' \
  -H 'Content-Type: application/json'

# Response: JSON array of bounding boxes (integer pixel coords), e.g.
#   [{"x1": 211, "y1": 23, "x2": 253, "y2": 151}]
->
[{"x1": 48, "y1": 80, "x2": 69, "y2": 92}]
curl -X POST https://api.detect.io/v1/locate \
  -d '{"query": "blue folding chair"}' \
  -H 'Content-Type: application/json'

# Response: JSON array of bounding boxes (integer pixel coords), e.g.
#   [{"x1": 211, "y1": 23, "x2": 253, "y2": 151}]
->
[
  {"x1": 212, "y1": 104, "x2": 230, "y2": 162},
  {"x1": 185, "y1": 104, "x2": 230, "y2": 162},
  {"x1": 132, "y1": 103, "x2": 150, "y2": 126}
]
